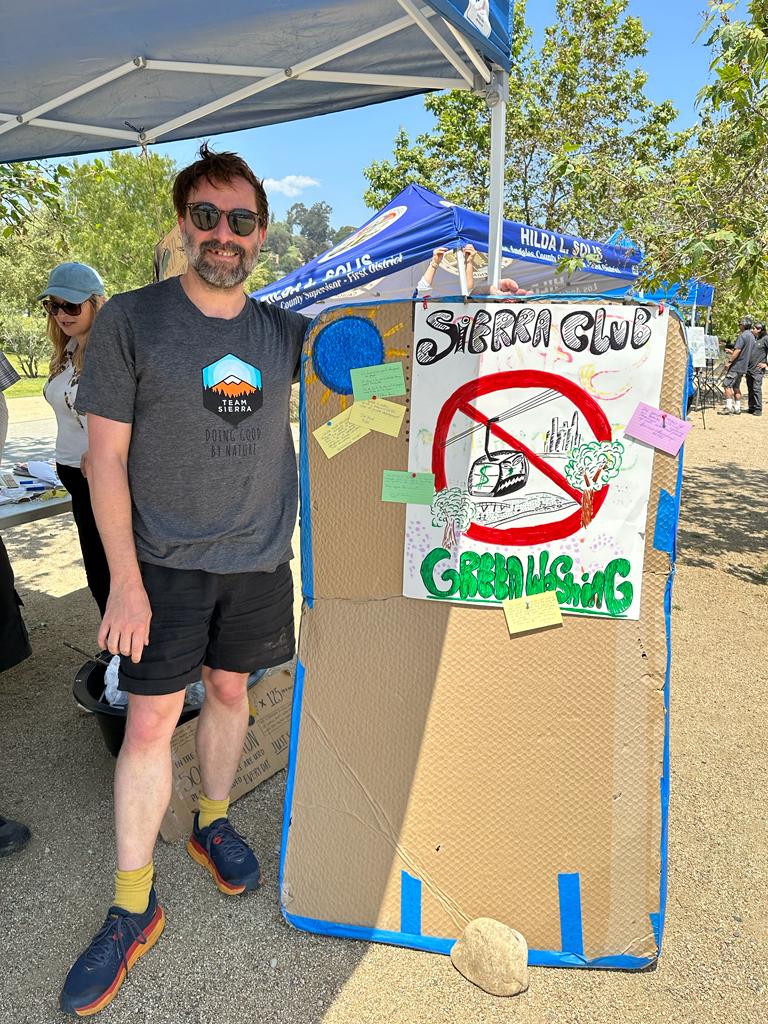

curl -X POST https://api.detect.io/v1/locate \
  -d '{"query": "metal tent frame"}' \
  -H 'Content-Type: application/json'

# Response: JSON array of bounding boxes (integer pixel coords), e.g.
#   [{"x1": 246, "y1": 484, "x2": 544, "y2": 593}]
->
[{"x1": 0, "y1": 1, "x2": 511, "y2": 282}]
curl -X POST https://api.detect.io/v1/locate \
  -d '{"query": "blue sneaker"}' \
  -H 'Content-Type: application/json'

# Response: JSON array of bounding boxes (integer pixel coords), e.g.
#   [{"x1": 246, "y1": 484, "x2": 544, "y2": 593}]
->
[
  {"x1": 187, "y1": 814, "x2": 261, "y2": 895},
  {"x1": 59, "y1": 888, "x2": 164, "y2": 1017}
]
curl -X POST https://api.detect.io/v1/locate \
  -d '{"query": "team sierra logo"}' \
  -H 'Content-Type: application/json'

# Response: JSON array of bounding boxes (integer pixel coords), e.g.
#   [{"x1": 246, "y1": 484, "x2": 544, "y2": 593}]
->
[{"x1": 202, "y1": 353, "x2": 262, "y2": 425}]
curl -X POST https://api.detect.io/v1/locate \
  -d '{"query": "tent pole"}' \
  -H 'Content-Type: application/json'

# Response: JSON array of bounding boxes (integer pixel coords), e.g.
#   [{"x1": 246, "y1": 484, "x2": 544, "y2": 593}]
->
[
  {"x1": 486, "y1": 70, "x2": 507, "y2": 288},
  {"x1": 456, "y1": 247, "x2": 469, "y2": 296}
]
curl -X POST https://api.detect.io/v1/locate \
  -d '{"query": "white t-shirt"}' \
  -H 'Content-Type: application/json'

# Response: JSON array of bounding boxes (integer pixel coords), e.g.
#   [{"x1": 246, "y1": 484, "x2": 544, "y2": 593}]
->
[{"x1": 43, "y1": 340, "x2": 88, "y2": 467}]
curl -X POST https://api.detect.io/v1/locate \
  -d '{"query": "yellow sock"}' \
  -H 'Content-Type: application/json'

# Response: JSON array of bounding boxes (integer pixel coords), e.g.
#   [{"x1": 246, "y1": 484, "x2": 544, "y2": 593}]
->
[
  {"x1": 113, "y1": 862, "x2": 154, "y2": 915},
  {"x1": 197, "y1": 792, "x2": 230, "y2": 829}
]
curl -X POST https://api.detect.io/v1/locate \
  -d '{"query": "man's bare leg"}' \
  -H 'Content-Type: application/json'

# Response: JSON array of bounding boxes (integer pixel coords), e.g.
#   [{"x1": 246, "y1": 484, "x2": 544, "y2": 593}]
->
[
  {"x1": 196, "y1": 668, "x2": 250, "y2": 800},
  {"x1": 115, "y1": 690, "x2": 186, "y2": 869},
  {"x1": 187, "y1": 668, "x2": 260, "y2": 894}
]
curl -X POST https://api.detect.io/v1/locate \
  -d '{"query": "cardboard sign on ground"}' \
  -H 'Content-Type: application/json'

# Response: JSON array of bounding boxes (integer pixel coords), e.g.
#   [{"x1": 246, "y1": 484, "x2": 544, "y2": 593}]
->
[
  {"x1": 281, "y1": 299, "x2": 686, "y2": 969},
  {"x1": 160, "y1": 669, "x2": 293, "y2": 842}
]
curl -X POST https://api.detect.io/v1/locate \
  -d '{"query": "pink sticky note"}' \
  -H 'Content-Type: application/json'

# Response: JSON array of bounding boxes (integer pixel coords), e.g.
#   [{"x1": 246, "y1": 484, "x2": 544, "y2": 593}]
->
[{"x1": 624, "y1": 402, "x2": 693, "y2": 455}]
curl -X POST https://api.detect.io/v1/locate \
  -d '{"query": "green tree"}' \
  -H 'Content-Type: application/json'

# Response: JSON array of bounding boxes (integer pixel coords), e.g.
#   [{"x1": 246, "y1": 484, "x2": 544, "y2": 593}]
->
[
  {"x1": 64, "y1": 151, "x2": 177, "y2": 294},
  {"x1": 0, "y1": 311, "x2": 49, "y2": 377},
  {"x1": 0, "y1": 206, "x2": 69, "y2": 313},
  {"x1": 285, "y1": 201, "x2": 335, "y2": 258},
  {"x1": 364, "y1": 0, "x2": 682, "y2": 240},
  {"x1": 0, "y1": 161, "x2": 69, "y2": 235},
  {"x1": 628, "y1": 1, "x2": 768, "y2": 312}
]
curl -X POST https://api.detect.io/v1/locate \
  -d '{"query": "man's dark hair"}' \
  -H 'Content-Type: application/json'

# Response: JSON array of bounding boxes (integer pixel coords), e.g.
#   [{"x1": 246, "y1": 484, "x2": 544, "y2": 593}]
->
[
  {"x1": 739, "y1": 316, "x2": 753, "y2": 329},
  {"x1": 173, "y1": 142, "x2": 268, "y2": 229}
]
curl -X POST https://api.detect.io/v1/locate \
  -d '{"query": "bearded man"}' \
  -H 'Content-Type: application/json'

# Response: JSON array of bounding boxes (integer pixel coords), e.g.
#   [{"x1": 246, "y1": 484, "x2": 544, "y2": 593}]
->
[{"x1": 60, "y1": 145, "x2": 308, "y2": 1017}]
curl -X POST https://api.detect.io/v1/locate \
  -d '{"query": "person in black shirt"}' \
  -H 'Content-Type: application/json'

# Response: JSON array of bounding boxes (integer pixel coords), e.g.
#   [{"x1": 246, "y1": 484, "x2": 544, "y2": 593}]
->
[{"x1": 747, "y1": 321, "x2": 768, "y2": 416}]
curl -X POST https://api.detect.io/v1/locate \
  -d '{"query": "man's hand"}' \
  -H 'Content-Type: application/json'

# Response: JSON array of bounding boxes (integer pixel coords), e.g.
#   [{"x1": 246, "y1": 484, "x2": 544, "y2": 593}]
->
[
  {"x1": 80, "y1": 450, "x2": 90, "y2": 478},
  {"x1": 98, "y1": 582, "x2": 152, "y2": 663}
]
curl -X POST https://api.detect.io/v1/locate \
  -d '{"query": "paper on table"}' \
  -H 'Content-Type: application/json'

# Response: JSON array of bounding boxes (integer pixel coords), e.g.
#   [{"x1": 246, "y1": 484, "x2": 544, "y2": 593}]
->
[
  {"x1": 26, "y1": 461, "x2": 60, "y2": 486},
  {"x1": 624, "y1": 402, "x2": 693, "y2": 456},
  {"x1": 348, "y1": 397, "x2": 406, "y2": 437},
  {"x1": 350, "y1": 362, "x2": 406, "y2": 401},
  {"x1": 312, "y1": 409, "x2": 370, "y2": 459},
  {"x1": 381, "y1": 470, "x2": 435, "y2": 505},
  {"x1": 502, "y1": 591, "x2": 563, "y2": 637}
]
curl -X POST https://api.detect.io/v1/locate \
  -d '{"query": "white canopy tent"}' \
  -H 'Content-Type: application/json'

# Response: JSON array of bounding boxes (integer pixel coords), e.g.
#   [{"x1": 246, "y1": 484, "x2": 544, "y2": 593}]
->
[{"x1": 0, "y1": 1, "x2": 514, "y2": 281}]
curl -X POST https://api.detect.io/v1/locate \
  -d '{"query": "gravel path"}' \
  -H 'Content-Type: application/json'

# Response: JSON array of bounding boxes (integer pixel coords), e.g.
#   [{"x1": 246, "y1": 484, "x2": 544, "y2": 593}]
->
[{"x1": 0, "y1": 408, "x2": 765, "y2": 1023}]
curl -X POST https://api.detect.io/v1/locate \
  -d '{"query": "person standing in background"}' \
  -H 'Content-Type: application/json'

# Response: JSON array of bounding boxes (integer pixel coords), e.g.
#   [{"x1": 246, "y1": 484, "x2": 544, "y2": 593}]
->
[
  {"x1": 39, "y1": 263, "x2": 110, "y2": 615},
  {"x1": 720, "y1": 316, "x2": 755, "y2": 416},
  {"x1": 747, "y1": 321, "x2": 767, "y2": 417},
  {"x1": 0, "y1": 347, "x2": 20, "y2": 463}
]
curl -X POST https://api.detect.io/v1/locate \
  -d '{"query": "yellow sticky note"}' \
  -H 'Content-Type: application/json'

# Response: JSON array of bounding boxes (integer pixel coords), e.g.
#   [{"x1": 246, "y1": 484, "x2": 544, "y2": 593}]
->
[
  {"x1": 502, "y1": 591, "x2": 563, "y2": 637},
  {"x1": 312, "y1": 409, "x2": 370, "y2": 459},
  {"x1": 348, "y1": 397, "x2": 406, "y2": 437}
]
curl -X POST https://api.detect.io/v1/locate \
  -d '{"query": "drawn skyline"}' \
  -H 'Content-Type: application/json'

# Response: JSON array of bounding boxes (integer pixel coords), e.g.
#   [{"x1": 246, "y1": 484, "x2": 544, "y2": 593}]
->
[{"x1": 544, "y1": 411, "x2": 582, "y2": 455}]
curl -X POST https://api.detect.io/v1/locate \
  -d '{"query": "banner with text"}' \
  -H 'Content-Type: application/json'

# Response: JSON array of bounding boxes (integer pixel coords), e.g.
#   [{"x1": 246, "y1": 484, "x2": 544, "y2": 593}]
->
[{"x1": 404, "y1": 301, "x2": 671, "y2": 620}]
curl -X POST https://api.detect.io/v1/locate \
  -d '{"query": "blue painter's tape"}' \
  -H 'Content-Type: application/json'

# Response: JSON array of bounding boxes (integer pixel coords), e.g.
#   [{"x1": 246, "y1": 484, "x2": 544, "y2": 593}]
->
[
  {"x1": 558, "y1": 873, "x2": 585, "y2": 956},
  {"x1": 281, "y1": 910, "x2": 655, "y2": 969},
  {"x1": 283, "y1": 910, "x2": 455, "y2": 954},
  {"x1": 278, "y1": 660, "x2": 306, "y2": 898},
  {"x1": 298, "y1": 354, "x2": 314, "y2": 606},
  {"x1": 653, "y1": 489, "x2": 677, "y2": 556},
  {"x1": 400, "y1": 871, "x2": 422, "y2": 935}
]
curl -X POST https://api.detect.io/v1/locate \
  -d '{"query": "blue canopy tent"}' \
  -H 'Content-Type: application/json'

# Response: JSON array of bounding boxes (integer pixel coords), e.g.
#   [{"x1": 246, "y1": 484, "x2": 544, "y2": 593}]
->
[
  {"x1": 252, "y1": 183, "x2": 713, "y2": 313},
  {"x1": 0, "y1": 1, "x2": 513, "y2": 279}
]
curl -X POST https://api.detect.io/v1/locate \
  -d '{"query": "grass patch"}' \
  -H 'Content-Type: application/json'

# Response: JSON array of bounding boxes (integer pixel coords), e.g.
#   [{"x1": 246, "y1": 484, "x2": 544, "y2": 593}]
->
[{"x1": 3, "y1": 354, "x2": 47, "y2": 400}]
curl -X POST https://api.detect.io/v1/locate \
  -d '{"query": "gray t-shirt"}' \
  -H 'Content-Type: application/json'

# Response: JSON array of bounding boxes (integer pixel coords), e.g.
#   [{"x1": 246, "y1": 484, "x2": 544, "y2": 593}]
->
[
  {"x1": 730, "y1": 330, "x2": 755, "y2": 373},
  {"x1": 75, "y1": 277, "x2": 308, "y2": 573}
]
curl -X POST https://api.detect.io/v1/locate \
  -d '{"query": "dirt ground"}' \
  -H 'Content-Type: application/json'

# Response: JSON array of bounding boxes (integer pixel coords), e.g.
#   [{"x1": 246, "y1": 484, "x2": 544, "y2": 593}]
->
[{"x1": 0, "y1": 406, "x2": 766, "y2": 1023}]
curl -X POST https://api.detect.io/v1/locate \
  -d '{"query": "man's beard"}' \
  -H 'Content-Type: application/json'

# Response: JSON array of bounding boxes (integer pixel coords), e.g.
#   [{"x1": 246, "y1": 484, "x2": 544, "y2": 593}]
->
[{"x1": 182, "y1": 230, "x2": 261, "y2": 288}]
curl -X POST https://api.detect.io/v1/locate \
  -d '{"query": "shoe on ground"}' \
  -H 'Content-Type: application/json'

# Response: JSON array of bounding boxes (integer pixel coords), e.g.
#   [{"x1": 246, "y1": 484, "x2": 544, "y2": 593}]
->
[
  {"x1": 187, "y1": 814, "x2": 261, "y2": 895},
  {"x1": 717, "y1": 408, "x2": 733, "y2": 415},
  {"x1": 59, "y1": 888, "x2": 164, "y2": 1017},
  {"x1": 0, "y1": 816, "x2": 31, "y2": 857}
]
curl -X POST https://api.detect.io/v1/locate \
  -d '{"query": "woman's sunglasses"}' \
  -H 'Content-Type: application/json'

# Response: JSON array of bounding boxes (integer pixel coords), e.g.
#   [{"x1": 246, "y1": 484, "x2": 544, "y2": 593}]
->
[
  {"x1": 42, "y1": 298, "x2": 83, "y2": 316},
  {"x1": 186, "y1": 202, "x2": 261, "y2": 237}
]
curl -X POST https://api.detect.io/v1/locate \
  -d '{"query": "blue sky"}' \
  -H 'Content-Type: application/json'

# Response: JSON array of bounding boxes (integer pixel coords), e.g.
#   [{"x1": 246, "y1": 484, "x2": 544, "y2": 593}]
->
[{"x1": 92, "y1": 1, "x2": 746, "y2": 230}]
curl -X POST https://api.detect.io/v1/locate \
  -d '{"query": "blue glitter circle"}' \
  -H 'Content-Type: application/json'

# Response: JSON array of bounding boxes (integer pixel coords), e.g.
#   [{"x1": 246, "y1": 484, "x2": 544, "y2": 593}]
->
[{"x1": 311, "y1": 317, "x2": 385, "y2": 395}]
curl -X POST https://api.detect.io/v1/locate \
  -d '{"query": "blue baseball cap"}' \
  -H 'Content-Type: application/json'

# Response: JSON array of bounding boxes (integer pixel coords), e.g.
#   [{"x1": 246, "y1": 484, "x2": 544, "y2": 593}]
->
[{"x1": 38, "y1": 262, "x2": 105, "y2": 303}]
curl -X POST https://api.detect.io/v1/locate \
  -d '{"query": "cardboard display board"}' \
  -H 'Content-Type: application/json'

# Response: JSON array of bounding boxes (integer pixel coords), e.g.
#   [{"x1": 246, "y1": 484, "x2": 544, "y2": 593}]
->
[{"x1": 281, "y1": 299, "x2": 686, "y2": 969}]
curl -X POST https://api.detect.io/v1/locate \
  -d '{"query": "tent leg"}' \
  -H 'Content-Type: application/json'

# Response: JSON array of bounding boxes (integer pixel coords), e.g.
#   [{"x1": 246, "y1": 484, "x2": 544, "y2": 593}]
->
[
  {"x1": 486, "y1": 70, "x2": 507, "y2": 289},
  {"x1": 456, "y1": 247, "x2": 469, "y2": 296}
]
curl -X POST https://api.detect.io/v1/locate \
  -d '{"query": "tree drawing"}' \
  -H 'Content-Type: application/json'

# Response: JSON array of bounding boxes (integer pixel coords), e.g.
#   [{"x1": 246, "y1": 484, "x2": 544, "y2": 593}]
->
[
  {"x1": 431, "y1": 487, "x2": 476, "y2": 549},
  {"x1": 564, "y1": 441, "x2": 624, "y2": 528}
]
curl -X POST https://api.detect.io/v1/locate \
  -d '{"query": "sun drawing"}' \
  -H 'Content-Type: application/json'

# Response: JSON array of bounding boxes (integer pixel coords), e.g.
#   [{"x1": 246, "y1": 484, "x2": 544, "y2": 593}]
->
[{"x1": 304, "y1": 309, "x2": 406, "y2": 412}]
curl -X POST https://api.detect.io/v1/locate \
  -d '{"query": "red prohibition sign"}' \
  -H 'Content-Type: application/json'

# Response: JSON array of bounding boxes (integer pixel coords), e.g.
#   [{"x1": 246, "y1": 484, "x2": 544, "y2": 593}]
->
[{"x1": 432, "y1": 370, "x2": 613, "y2": 546}]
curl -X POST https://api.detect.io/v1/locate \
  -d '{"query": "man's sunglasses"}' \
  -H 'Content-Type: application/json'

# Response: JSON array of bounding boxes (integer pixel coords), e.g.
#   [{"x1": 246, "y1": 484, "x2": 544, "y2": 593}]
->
[
  {"x1": 186, "y1": 202, "x2": 261, "y2": 237},
  {"x1": 42, "y1": 299, "x2": 83, "y2": 316}
]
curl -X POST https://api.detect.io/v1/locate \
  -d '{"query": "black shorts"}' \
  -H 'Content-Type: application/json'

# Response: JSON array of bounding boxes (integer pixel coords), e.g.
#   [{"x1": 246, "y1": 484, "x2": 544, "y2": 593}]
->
[{"x1": 119, "y1": 561, "x2": 294, "y2": 696}]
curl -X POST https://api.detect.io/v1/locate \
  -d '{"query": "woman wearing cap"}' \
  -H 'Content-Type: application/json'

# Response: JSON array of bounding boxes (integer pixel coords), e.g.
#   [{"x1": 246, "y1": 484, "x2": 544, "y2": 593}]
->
[{"x1": 40, "y1": 262, "x2": 110, "y2": 615}]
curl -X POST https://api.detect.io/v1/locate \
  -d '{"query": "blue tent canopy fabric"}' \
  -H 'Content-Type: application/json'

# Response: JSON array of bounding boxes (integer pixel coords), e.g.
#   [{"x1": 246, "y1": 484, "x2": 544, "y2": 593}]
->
[
  {"x1": 252, "y1": 184, "x2": 711, "y2": 311},
  {"x1": 0, "y1": 1, "x2": 511, "y2": 165}
]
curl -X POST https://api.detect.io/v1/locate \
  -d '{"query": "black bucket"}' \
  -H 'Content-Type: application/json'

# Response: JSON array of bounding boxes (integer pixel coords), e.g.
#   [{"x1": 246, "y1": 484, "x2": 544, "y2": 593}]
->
[{"x1": 73, "y1": 659, "x2": 200, "y2": 758}]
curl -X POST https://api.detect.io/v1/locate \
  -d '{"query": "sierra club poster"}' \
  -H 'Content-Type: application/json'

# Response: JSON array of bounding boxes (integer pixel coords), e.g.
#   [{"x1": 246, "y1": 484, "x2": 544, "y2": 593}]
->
[{"x1": 403, "y1": 301, "x2": 670, "y2": 620}]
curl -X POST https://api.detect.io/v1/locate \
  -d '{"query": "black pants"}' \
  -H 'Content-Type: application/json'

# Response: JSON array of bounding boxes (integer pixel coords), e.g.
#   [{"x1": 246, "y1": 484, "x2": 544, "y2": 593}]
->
[
  {"x1": 746, "y1": 368, "x2": 764, "y2": 415},
  {"x1": 0, "y1": 535, "x2": 31, "y2": 673},
  {"x1": 57, "y1": 463, "x2": 110, "y2": 616}
]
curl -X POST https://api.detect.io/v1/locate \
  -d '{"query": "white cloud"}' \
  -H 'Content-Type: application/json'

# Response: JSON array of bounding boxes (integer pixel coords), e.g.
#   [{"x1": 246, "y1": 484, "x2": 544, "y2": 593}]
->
[{"x1": 263, "y1": 174, "x2": 320, "y2": 198}]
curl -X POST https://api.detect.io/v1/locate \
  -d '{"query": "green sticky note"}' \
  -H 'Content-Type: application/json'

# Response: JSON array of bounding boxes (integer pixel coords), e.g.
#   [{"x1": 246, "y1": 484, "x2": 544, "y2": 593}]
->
[
  {"x1": 351, "y1": 362, "x2": 406, "y2": 401},
  {"x1": 381, "y1": 470, "x2": 435, "y2": 505}
]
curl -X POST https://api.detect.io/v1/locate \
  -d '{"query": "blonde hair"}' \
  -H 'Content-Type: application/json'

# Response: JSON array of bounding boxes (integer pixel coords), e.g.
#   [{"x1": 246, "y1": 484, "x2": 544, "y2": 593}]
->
[{"x1": 47, "y1": 294, "x2": 105, "y2": 378}]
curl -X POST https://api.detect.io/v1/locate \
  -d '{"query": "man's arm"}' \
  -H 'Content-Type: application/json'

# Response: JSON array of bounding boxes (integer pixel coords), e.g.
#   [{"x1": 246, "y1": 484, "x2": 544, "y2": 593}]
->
[{"x1": 88, "y1": 414, "x2": 151, "y2": 663}]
